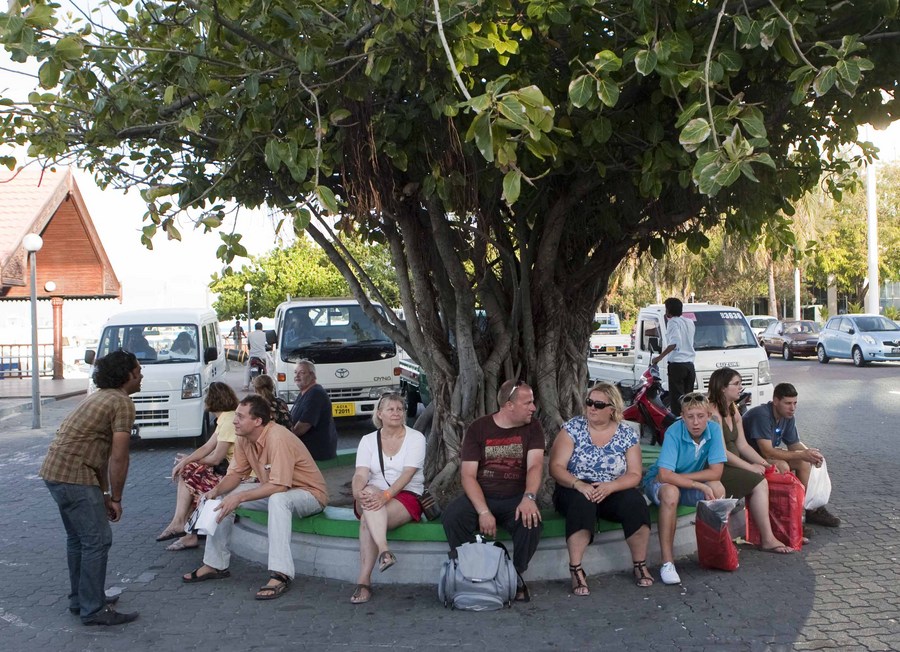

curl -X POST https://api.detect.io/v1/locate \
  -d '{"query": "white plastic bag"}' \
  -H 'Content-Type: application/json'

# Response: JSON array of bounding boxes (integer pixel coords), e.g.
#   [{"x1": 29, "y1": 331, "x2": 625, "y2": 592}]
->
[
  {"x1": 193, "y1": 497, "x2": 223, "y2": 536},
  {"x1": 804, "y1": 460, "x2": 832, "y2": 510}
]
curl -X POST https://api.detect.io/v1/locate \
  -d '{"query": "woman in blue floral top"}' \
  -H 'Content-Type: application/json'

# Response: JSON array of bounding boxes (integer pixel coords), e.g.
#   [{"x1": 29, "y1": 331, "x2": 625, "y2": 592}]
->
[{"x1": 550, "y1": 381, "x2": 652, "y2": 596}]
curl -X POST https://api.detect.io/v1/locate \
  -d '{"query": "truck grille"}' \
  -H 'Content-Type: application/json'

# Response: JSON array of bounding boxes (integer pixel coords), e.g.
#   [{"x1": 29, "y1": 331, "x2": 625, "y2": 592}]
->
[
  {"x1": 699, "y1": 373, "x2": 752, "y2": 390},
  {"x1": 327, "y1": 387, "x2": 367, "y2": 401},
  {"x1": 132, "y1": 393, "x2": 170, "y2": 427},
  {"x1": 132, "y1": 393, "x2": 169, "y2": 404},
  {"x1": 135, "y1": 410, "x2": 169, "y2": 427}
]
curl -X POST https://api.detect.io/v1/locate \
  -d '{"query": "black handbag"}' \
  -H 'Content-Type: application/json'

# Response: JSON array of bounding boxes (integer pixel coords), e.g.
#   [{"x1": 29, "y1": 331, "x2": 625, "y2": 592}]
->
[{"x1": 376, "y1": 428, "x2": 441, "y2": 521}]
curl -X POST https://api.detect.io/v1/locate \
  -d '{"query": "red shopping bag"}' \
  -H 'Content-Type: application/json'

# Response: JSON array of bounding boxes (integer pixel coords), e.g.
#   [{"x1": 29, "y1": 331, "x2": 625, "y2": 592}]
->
[
  {"x1": 746, "y1": 467, "x2": 805, "y2": 551},
  {"x1": 696, "y1": 498, "x2": 745, "y2": 571}
]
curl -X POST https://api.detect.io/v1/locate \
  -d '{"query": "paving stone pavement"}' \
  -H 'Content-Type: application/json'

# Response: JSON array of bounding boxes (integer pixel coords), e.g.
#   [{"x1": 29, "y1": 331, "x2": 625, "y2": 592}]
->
[{"x1": 1, "y1": 359, "x2": 899, "y2": 651}]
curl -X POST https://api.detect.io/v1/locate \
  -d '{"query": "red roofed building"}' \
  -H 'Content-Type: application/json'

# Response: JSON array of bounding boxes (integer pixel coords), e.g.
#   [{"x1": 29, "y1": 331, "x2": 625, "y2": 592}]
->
[{"x1": 1, "y1": 167, "x2": 121, "y2": 378}]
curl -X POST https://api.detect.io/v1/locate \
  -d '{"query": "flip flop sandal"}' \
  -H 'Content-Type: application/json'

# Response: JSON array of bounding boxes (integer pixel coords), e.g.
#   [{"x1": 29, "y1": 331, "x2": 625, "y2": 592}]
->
[
  {"x1": 156, "y1": 529, "x2": 186, "y2": 542},
  {"x1": 255, "y1": 572, "x2": 291, "y2": 600},
  {"x1": 378, "y1": 550, "x2": 397, "y2": 573},
  {"x1": 182, "y1": 567, "x2": 230, "y2": 583},
  {"x1": 350, "y1": 584, "x2": 373, "y2": 604},
  {"x1": 759, "y1": 545, "x2": 794, "y2": 554},
  {"x1": 166, "y1": 539, "x2": 199, "y2": 552}
]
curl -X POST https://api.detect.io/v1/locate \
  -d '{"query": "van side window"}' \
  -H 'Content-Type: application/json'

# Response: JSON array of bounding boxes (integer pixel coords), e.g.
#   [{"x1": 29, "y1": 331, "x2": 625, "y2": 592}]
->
[
  {"x1": 202, "y1": 323, "x2": 212, "y2": 352},
  {"x1": 641, "y1": 318, "x2": 660, "y2": 351}
]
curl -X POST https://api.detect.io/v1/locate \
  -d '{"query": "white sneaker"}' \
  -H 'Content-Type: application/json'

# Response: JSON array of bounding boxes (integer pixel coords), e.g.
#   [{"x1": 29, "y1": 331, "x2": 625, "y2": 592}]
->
[{"x1": 660, "y1": 562, "x2": 681, "y2": 585}]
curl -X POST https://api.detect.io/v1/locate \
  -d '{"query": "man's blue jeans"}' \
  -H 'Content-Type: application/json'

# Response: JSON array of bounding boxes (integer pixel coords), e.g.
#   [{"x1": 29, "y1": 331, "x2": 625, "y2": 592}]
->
[{"x1": 45, "y1": 481, "x2": 112, "y2": 621}]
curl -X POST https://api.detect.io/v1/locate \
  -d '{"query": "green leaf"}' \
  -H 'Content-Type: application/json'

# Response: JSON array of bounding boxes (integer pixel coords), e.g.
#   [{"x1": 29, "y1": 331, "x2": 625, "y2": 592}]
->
[
  {"x1": 813, "y1": 66, "x2": 836, "y2": 96},
  {"x1": 738, "y1": 107, "x2": 766, "y2": 139},
  {"x1": 38, "y1": 60, "x2": 60, "y2": 89},
  {"x1": 466, "y1": 112, "x2": 494, "y2": 163},
  {"x1": 679, "y1": 118, "x2": 711, "y2": 147},
  {"x1": 180, "y1": 114, "x2": 201, "y2": 133},
  {"x1": 296, "y1": 46, "x2": 314, "y2": 72},
  {"x1": 163, "y1": 85, "x2": 175, "y2": 105},
  {"x1": 329, "y1": 108, "x2": 351, "y2": 124},
  {"x1": 292, "y1": 208, "x2": 311, "y2": 233},
  {"x1": 568, "y1": 74, "x2": 593, "y2": 108},
  {"x1": 718, "y1": 49, "x2": 742, "y2": 72},
  {"x1": 55, "y1": 36, "x2": 84, "y2": 61},
  {"x1": 502, "y1": 169, "x2": 521, "y2": 205},
  {"x1": 316, "y1": 185, "x2": 339, "y2": 213},
  {"x1": 634, "y1": 50, "x2": 657, "y2": 76},
  {"x1": 264, "y1": 139, "x2": 282, "y2": 172},
  {"x1": 675, "y1": 101, "x2": 705, "y2": 128},
  {"x1": 246, "y1": 74, "x2": 259, "y2": 99},
  {"x1": 713, "y1": 161, "x2": 741, "y2": 187},
  {"x1": 592, "y1": 50, "x2": 622, "y2": 73},
  {"x1": 596, "y1": 78, "x2": 619, "y2": 108}
]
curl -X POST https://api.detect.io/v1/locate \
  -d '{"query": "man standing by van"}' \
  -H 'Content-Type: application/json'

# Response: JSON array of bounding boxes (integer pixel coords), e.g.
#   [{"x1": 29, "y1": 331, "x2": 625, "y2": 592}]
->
[
  {"x1": 652, "y1": 297, "x2": 696, "y2": 417},
  {"x1": 290, "y1": 360, "x2": 338, "y2": 460},
  {"x1": 41, "y1": 351, "x2": 142, "y2": 625}
]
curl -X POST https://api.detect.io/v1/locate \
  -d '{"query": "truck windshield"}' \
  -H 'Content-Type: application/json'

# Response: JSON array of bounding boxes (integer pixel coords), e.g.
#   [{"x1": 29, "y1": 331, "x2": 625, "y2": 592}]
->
[
  {"x1": 687, "y1": 310, "x2": 759, "y2": 350},
  {"x1": 96, "y1": 324, "x2": 200, "y2": 363},
  {"x1": 280, "y1": 304, "x2": 396, "y2": 364}
]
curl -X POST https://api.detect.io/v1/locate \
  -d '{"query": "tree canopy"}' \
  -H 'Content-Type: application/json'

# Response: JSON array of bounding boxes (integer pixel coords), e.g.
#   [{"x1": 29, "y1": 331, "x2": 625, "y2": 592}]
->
[
  {"x1": 2, "y1": 0, "x2": 897, "y2": 485},
  {"x1": 210, "y1": 236, "x2": 400, "y2": 320}
]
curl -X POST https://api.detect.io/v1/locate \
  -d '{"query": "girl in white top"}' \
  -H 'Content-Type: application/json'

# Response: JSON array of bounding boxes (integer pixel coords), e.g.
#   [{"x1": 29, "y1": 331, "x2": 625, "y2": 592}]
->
[{"x1": 350, "y1": 393, "x2": 426, "y2": 604}]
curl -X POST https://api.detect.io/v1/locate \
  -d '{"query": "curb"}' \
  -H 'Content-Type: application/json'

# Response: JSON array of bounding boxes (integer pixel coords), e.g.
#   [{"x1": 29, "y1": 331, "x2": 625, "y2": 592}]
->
[{"x1": 0, "y1": 391, "x2": 86, "y2": 420}]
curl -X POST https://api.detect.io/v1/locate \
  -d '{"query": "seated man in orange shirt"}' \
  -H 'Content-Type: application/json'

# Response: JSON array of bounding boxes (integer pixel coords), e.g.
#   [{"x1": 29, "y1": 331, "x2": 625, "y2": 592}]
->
[{"x1": 181, "y1": 395, "x2": 328, "y2": 600}]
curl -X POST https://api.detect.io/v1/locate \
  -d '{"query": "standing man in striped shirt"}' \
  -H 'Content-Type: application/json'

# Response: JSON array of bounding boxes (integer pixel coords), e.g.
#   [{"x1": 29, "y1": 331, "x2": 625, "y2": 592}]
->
[{"x1": 40, "y1": 350, "x2": 143, "y2": 626}]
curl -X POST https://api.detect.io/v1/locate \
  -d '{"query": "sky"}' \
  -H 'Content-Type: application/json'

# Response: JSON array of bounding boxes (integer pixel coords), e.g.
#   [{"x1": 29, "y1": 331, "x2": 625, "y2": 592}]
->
[{"x1": 1, "y1": 9, "x2": 898, "y2": 343}]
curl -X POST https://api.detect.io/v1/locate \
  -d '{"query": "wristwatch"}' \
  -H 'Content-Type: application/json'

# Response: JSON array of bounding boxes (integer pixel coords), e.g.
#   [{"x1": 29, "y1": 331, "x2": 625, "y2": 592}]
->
[{"x1": 524, "y1": 492, "x2": 537, "y2": 501}]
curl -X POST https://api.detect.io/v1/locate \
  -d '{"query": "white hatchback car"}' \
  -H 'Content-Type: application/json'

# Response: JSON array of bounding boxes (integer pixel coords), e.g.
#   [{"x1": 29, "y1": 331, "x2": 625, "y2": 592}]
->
[{"x1": 817, "y1": 314, "x2": 900, "y2": 366}]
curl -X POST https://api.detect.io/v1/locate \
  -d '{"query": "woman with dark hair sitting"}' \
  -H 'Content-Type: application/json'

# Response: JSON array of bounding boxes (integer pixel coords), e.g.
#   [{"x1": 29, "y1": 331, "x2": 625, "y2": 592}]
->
[
  {"x1": 251, "y1": 374, "x2": 292, "y2": 428},
  {"x1": 707, "y1": 368, "x2": 792, "y2": 554},
  {"x1": 155, "y1": 382, "x2": 239, "y2": 551},
  {"x1": 550, "y1": 381, "x2": 653, "y2": 595}
]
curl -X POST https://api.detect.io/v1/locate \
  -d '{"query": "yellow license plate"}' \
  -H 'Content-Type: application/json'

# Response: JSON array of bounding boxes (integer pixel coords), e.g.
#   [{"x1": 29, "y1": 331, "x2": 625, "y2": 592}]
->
[
  {"x1": 605, "y1": 346, "x2": 616, "y2": 352},
  {"x1": 332, "y1": 402, "x2": 355, "y2": 417}
]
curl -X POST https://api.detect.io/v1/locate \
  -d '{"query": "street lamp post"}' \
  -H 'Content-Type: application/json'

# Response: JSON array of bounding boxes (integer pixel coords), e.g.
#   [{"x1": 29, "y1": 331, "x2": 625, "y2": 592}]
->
[
  {"x1": 244, "y1": 283, "x2": 253, "y2": 344},
  {"x1": 23, "y1": 233, "x2": 43, "y2": 429}
]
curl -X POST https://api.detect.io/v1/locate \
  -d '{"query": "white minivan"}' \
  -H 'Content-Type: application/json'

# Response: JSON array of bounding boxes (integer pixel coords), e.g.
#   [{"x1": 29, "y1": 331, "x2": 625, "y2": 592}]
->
[{"x1": 84, "y1": 308, "x2": 227, "y2": 440}]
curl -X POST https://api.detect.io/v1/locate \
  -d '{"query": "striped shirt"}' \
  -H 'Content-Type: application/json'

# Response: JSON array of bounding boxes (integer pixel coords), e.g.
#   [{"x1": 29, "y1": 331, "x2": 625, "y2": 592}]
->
[{"x1": 39, "y1": 389, "x2": 135, "y2": 487}]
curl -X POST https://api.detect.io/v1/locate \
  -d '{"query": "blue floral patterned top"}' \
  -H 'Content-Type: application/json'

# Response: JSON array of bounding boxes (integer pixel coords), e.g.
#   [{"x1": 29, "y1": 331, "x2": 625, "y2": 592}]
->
[{"x1": 563, "y1": 416, "x2": 638, "y2": 483}]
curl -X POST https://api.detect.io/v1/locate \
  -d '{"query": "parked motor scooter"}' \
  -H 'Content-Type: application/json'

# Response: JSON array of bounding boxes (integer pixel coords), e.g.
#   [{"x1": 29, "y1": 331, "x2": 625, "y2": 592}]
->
[
  {"x1": 618, "y1": 364, "x2": 677, "y2": 445},
  {"x1": 248, "y1": 356, "x2": 266, "y2": 381}
]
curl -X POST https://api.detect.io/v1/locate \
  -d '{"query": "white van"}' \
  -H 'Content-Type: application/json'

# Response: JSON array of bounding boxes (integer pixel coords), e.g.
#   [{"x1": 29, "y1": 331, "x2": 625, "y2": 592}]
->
[
  {"x1": 589, "y1": 304, "x2": 773, "y2": 409},
  {"x1": 272, "y1": 298, "x2": 400, "y2": 418},
  {"x1": 84, "y1": 308, "x2": 227, "y2": 440}
]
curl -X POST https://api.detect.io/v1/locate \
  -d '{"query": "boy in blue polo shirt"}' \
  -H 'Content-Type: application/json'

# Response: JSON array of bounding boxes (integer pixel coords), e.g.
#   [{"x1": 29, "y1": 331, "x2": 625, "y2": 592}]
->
[{"x1": 643, "y1": 392, "x2": 726, "y2": 585}]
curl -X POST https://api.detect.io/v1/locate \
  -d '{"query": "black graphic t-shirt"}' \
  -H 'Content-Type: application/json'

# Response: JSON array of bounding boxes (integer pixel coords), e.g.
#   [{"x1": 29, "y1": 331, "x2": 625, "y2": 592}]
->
[{"x1": 460, "y1": 415, "x2": 544, "y2": 499}]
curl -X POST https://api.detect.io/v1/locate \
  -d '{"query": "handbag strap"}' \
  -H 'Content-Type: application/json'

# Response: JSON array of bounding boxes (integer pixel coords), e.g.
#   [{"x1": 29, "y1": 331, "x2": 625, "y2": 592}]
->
[{"x1": 375, "y1": 428, "x2": 388, "y2": 484}]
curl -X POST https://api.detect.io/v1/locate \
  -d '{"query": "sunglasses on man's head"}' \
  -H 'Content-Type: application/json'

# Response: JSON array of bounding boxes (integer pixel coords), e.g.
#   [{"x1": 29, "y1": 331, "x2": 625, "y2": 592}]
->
[
  {"x1": 506, "y1": 379, "x2": 524, "y2": 403},
  {"x1": 680, "y1": 392, "x2": 707, "y2": 406},
  {"x1": 585, "y1": 398, "x2": 612, "y2": 410}
]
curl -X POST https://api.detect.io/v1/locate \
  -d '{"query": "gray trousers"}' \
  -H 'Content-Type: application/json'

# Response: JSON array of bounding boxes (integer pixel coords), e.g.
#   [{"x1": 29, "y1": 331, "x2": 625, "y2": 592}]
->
[{"x1": 203, "y1": 483, "x2": 323, "y2": 579}]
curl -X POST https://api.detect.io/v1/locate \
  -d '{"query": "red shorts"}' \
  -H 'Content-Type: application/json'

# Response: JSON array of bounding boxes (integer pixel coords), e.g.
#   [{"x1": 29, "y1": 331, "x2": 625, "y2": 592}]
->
[
  {"x1": 179, "y1": 462, "x2": 223, "y2": 498},
  {"x1": 354, "y1": 490, "x2": 423, "y2": 522}
]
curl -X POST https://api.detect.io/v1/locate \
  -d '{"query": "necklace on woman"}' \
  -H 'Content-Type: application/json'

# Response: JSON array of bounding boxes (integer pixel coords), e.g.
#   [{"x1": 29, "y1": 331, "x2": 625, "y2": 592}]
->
[{"x1": 381, "y1": 428, "x2": 405, "y2": 460}]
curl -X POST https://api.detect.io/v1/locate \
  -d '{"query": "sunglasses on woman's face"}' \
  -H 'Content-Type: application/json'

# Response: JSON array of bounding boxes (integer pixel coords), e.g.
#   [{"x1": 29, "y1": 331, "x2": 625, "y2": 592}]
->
[{"x1": 585, "y1": 398, "x2": 612, "y2": 410}]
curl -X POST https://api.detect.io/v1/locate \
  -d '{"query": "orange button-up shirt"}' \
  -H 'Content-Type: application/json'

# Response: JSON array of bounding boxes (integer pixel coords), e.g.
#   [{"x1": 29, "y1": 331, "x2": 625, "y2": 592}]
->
[{"x1": 227, "y1": 422, "x2": 328, "y2": 508}]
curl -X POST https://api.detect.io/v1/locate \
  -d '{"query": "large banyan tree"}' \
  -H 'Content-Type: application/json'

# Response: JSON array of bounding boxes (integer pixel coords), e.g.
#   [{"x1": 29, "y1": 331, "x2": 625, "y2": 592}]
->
[{"x1": 1, "y1": 0, "x2": 897, "y2": 487}]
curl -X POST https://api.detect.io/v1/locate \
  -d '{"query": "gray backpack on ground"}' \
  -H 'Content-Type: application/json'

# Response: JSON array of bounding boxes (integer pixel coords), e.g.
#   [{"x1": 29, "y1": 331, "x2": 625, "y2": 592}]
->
[{"x1": 438, "y1": 538, "x2": 518, "y2": 611}]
